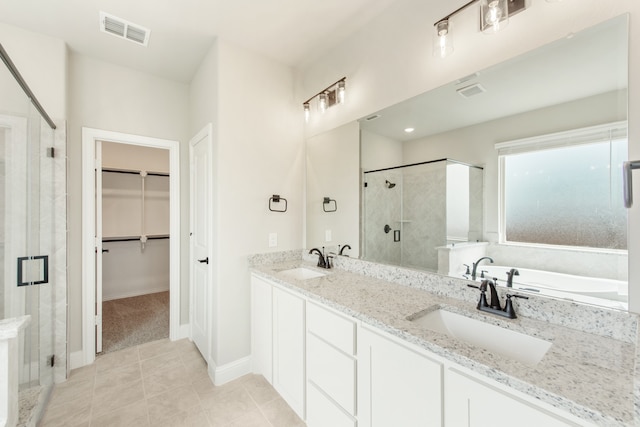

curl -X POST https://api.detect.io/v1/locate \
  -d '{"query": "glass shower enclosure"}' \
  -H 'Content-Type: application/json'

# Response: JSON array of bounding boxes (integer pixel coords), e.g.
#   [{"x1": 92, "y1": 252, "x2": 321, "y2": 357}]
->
[
  {"x1": 362, "y1": 159, "x2": 483, "y2": 271},
  {"x1": 0, "y1": 42, "x2": 66, "y2": 426}
]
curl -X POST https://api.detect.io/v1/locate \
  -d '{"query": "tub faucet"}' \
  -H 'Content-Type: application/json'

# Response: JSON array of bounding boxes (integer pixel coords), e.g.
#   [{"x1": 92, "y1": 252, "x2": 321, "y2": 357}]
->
[
  {"x1": 339, "y1": 244, "x2": 352, "y2": 256},
  {"x1": 471, "y1": 257, "x2": 494, "y2": 281},
  {"x1": 506, "y1": 268, "x2": 520, "y2": 288}
]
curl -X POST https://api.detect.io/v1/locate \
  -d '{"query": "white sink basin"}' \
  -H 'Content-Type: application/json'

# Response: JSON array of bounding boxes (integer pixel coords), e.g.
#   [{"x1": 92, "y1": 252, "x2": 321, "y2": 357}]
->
[
  {"x1": 279, "y1": 267, "x2": 327, "y2": 280},
  {"x1": 410, "y1": 309, "x2": 551, "y2": 366}
]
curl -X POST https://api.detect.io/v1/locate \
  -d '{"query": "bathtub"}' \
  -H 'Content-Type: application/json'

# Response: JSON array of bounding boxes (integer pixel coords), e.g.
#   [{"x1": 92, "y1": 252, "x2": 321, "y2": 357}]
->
[{"x1": 461, "y1": 265, "x2": 628, "y2": 308}]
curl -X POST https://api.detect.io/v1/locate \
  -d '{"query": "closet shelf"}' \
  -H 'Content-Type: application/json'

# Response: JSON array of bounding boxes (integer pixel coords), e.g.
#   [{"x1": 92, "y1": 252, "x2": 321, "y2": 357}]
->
[
  {"x1": 102, "y1": 167, "x2": 169, "y2": 177},
  {"x1": 103, "y1": 234, "x2": 170, "y2": 243}
]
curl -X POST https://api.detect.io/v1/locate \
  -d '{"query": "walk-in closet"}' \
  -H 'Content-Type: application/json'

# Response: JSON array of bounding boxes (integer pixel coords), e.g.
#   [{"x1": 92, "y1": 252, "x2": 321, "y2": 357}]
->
[{"x1": 99, "y1": 141, "x2": 170, "y2": 354}]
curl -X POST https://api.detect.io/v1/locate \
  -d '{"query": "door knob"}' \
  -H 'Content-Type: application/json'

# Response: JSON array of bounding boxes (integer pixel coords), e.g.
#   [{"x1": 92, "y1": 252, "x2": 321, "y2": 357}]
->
[{"x1": 198, "y1": 257, "x2": 209, "y2": 264}]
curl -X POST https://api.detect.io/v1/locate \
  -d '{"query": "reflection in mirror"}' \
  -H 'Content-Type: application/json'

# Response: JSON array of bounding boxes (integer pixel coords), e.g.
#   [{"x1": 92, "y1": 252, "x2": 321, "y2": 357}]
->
[
  {"x1": 362, "y1": 159, "x2": 483, "y2": 272},
  {"x1": 306, "y1": 15, "x2": 629, "y2": 310}
]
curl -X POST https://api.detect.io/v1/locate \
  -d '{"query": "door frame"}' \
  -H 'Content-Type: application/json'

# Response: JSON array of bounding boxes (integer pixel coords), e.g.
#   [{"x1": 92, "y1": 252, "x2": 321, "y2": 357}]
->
[{"x1": 81, "y1": 127, "x2": 181, "y2": 366}]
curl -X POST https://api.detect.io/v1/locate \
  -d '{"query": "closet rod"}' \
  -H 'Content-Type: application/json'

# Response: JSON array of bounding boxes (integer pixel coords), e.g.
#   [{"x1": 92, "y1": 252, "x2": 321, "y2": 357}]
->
[
  {"x1": 103, "y1": 234, "x2": 170, "y2": 243},
  {"x1": 102, "y1": 168, "x2": 169, "y2": 177}
]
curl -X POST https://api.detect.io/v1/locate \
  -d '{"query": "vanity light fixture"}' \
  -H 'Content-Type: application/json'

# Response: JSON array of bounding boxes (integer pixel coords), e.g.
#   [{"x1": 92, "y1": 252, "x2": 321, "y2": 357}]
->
[
  {"x1": 318, "y1": 92, "x2": 328, "y2": 114},
  {"x1": 302, "y1": 77, "x2": 347, "y2": 122},
  {"x1": 480, "y1": 0, "x2": 509, "y2": 33},
  {"x1": 303, "y1": 102, "x2": 310, "y2": 122},
  {"x1": 433, "y1": 19, "x2": 453, "y2": 58},
  {"x1": 433, "y1": 0, "x2": 528, "y2": 58}
]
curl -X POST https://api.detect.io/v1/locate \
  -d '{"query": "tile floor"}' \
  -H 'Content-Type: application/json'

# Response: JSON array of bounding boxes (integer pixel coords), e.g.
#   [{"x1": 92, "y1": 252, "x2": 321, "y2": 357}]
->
[{"x1": 40, "y1": 338, "x2": 306, "y2": 427}]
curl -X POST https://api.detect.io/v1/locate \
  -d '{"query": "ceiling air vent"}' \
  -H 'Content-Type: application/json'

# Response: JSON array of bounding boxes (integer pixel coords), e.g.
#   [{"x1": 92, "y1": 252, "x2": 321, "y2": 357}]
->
[
  {"x1": 456, "y1": 83, "x2": 486, "y2": 99},
  {"x1": 100, "y1": 12, "x2": 150, "y2": 46}
]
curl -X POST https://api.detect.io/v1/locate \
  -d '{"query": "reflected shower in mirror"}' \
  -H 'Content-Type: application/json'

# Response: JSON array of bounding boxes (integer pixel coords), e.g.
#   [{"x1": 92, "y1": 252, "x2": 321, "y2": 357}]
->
[
  {"x1": 306, "y1": 15, "x2": 629, "y2": 310},
  {"x1": 362, "y1": 159, "x2": 483, "y2": 272}
]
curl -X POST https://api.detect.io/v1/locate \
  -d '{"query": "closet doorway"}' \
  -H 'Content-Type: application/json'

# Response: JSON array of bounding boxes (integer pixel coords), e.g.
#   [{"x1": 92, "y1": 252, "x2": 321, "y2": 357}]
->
[
  {"x1": 100, "y1": 142, "x2": 170, "y2": 353},
  {"x1": 82, "y1": 128, "x2": 181, "y2": 366}
]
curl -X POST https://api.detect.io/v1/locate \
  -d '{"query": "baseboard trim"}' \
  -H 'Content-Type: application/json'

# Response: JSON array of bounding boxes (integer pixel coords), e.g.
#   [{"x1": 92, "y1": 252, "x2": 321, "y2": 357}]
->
[
  {"x1": 69, "y1": 350, "x2": 85, "y2": 370},
  {"x1": 175, "y1": 323, "x2": 190, "y2": 341},
  {"x1": 103, "y1": 287, "x2": 170, "y2": 302},
  {"x1": 208, "y1": 356, "x2": 252, "y2": 386}
]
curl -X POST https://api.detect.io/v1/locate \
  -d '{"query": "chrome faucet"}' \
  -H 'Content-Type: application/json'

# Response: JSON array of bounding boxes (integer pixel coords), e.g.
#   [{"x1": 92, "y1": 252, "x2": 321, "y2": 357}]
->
[
  {"x1": 471, "y1": 257, "x2": 493, "y2": 280},
  {"x1": 505, "y1": 268, "x2": 520, "y2": 288}
]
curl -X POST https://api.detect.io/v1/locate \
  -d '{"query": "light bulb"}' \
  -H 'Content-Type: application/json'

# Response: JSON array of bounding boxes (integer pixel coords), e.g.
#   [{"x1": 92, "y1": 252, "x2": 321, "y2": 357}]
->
[
  {"x1": 337, "y1": 80, "x2": 346, "y2": 104},
  {"x1": 481, "y1": 0, "x2": 508, "y2": 34},
  {"x1": 319, "y1": 92, "x2": 328, "y2": 113},
  {"x1": 303, "y1": 102, "x2": 310, "y2": 122},
  {"x1": 433, "y1": 20, "x2": 453, "y2": 58}
]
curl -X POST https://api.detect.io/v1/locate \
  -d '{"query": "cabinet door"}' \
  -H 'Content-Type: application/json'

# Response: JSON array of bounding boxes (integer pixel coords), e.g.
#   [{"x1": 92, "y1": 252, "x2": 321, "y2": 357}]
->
[
  {"x1": 272, "y1": 287, "x2": 306, "y2": 419},
  {"x1": 250, "y1": 275, "x2": 273, "y2": 383},
  {"x1": 445, "y1": 369, "x2": 584, "y2": 427},
  {"x1": 358, "y1": 327, "x2": 443, "y2": 427}
]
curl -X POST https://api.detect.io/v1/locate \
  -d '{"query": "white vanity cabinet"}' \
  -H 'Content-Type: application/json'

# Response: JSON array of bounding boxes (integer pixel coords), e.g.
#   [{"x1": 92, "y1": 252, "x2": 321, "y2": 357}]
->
[
  {"x1": 251, "y1": 274, "x2": 306, "y2": 419},
  {"x1": 272, "y1": 286, "x2": 306, "y2": 419},
  {"x1": 306, "y1": 302, "x2": 357, "y2": 427},
  {"x1": 445, "y1": 368, "x2": 591, "y2": 427},
  {"x1": 250, "y1": 272, "x2": 598, "y2": 427},
  {"x1": 358, "y1": 325, "x2": 443, "y2": 427},
  {"x1": 251, "y1": 275, "x2": 273, "y2": 382}
]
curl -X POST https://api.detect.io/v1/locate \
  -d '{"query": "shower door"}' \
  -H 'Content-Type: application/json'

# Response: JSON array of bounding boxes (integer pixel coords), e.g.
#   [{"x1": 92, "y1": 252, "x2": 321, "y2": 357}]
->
[{"x1": 0, "y1": 93, "x2": 56, "y2": 390}]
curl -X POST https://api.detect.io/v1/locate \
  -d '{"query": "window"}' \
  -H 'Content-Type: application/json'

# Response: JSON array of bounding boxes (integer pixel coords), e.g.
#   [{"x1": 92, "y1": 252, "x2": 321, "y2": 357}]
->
[{"x1": 497, "y1": 123, "x2": 627, "y2": 250}]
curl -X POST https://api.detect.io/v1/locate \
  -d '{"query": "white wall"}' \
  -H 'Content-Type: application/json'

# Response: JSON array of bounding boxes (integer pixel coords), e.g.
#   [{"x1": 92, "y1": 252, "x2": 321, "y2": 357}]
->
[
  {"x1": 0, "y1": 23, "x2": 67, "y2": 120},
  {"x1": 68, "y1": 53, "x2": 189, "y2": 353},
  {"x1": 190, "y1": 39, "x2": 304, "y2": 367},
  {"x1": 297, "y1": 0, "x2": 640, "y2": 312},
  {"x1": 102, "y1": 141, "x2": 170, "y2": 173}
]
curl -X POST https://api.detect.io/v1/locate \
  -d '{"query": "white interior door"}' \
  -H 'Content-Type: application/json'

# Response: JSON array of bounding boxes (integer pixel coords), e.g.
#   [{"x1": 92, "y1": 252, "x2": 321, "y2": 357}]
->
[
  {"x1": 190, "y1": 125, "x2": 212, "y2": 359},
  {"x1": 95, "y1": 140, "x2": 103, "y2": 353}
]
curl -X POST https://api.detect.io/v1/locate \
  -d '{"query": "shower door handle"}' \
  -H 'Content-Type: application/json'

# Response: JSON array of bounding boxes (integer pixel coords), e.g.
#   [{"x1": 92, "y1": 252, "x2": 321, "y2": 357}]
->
[
  {"x1": 198, "y1": 257, "x2": 209, "y2": 264},
  {"x1": 623, "y1": 160, "x2": 640, "y2": 208}
]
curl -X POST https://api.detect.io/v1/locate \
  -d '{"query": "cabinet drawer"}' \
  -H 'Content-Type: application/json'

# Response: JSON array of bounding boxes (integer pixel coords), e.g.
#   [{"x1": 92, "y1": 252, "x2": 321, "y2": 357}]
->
[
  {"x1": 307, "y1": 302, "x2": 355, "y2": 355},
  {"x1": 307, "y1": 333, "x2": 356, "y2": 415},
  {"x1": 307, "y1": 382, "x2": 356, "y2": 427}
]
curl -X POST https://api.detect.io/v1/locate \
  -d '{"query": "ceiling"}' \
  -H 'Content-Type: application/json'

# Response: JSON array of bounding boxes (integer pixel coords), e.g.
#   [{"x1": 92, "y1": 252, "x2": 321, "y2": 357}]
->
[
  {"x1": 359, "y1": 16, "x2": 628, "y2": 142},
  {"x1": 0, "y1": 0, "x2": 398, "y2": 83}
]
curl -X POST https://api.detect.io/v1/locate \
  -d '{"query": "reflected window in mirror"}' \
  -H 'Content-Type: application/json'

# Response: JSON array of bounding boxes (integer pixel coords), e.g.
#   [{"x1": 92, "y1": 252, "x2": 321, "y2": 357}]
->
[{"x1": 498, "y1": 122, "x2": 628, "y2": 250}]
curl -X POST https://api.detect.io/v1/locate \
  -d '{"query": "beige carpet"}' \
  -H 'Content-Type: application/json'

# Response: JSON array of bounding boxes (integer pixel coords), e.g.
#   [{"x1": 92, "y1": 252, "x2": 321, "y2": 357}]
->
[{"x1": 101, "y1": 291, "x2": 169, "y2": 355}]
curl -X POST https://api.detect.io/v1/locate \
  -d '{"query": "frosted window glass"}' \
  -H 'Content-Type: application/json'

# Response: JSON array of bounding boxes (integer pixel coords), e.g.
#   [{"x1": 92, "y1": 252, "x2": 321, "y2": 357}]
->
[{"x1": 504, "y1": 139, "x2": 627, "y2": 249}]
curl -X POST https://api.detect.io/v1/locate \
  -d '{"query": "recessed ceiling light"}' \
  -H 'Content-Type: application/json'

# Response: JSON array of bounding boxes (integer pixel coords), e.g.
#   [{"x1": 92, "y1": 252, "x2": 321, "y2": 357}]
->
[{"x1": 404, "y1": 127, "x2": 415, "y2": 133}]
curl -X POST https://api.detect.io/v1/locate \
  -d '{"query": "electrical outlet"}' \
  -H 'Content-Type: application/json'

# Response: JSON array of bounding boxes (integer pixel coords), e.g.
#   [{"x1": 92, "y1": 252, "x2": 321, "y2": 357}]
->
[
  {"x1": 268, "y1": 233, "x2": 278, "y2": 248},
  {"x1": 325, "y1": 229, "x2": 332, "y2": 242}
]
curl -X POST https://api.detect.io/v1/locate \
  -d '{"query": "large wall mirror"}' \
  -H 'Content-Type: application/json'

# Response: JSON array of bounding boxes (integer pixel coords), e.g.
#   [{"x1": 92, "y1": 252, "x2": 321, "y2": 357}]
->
[{"x1": 306, "y1": 15, "x2": 629, "y2": 310}]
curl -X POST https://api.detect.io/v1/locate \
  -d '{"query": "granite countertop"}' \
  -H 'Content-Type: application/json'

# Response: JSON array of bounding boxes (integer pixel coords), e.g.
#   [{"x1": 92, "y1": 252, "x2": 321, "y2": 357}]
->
[{"x1": 250, "y1": 257, "x2": 639, "y2": 427}]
